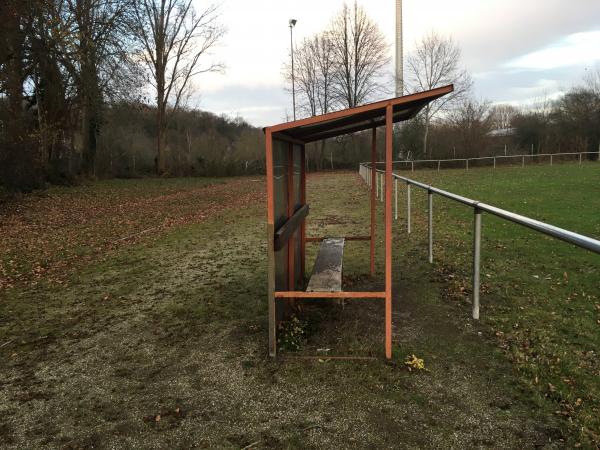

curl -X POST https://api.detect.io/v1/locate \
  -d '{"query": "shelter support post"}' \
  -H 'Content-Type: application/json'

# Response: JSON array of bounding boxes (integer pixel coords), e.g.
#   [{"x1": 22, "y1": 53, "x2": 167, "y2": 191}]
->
[
  {"x1": 370, "y1": 128, "x2": 376, "y2": 277},
  {"x1": 385, "y1": 104, "x2": 393, "y2": 359},
  {"x1": 266, "y1": 130, "x2": 276, "y2": 356}
]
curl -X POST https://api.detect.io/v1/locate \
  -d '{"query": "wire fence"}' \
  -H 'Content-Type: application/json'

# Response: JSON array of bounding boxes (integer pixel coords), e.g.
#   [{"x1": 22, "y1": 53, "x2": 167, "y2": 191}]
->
[
  {"x1": 365, "y1": 150, "x2": 600, "y2": 173},
  {"x1": 358, "y1": 163, "x2": 600, "y2": 320}
]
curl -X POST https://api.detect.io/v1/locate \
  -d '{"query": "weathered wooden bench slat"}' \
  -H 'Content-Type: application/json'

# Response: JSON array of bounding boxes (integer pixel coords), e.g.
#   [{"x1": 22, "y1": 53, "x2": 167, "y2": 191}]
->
[{"x1": 306, "y1": 238, "x2": 345, "y2": 292}]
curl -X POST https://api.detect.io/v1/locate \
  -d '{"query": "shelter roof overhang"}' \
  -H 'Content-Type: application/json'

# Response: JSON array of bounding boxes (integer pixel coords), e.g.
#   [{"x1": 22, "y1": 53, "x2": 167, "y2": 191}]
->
[{"x1": 265, "y1": 84, "x2": 453, "y2": 144}]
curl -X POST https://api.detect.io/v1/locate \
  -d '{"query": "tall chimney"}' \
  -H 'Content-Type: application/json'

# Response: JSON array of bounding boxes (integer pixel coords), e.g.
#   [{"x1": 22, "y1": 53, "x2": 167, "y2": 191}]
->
[{"x1": 395, "y1": 0, "x2": 403, "y2": 97}]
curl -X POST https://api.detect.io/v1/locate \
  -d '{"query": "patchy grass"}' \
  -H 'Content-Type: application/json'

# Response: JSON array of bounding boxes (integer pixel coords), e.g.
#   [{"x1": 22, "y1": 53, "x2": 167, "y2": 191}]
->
[
  {"x1": 1, "y1": 171, "x2": 575, "y2": 448},
  {"x1": 393, "y1": 163, "x2": 600, "y2": 446}
]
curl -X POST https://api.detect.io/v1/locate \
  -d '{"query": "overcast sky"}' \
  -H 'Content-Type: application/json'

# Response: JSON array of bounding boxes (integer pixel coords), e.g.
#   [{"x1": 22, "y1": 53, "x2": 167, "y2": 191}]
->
[{"x1": 191, "y1": 0, "x2": 600, "y2": 127}]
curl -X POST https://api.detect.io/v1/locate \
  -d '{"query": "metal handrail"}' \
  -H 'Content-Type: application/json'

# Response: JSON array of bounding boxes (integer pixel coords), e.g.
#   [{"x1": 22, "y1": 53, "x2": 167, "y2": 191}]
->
[
  {"x1": 358, "y1": 163, "x2": 600, "y2": 320},
  {"x1": 365, "y1": 151, "x2": 600, "y2": 166}
]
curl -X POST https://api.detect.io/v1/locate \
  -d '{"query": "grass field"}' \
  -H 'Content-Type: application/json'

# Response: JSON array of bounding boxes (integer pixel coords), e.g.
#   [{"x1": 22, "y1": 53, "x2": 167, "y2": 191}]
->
[
  {"x1": 0, "y1": 163, "x2": 598, "y2": 448},
  {"x1": 394, "y1": 163, "x2": 600, "y2": 446}
]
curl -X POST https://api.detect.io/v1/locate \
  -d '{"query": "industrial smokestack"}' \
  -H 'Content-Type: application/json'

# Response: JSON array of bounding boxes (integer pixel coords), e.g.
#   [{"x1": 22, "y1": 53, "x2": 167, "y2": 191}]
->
[{"x1": 395, "y1": 0, "x2": 403, "y2": 97}]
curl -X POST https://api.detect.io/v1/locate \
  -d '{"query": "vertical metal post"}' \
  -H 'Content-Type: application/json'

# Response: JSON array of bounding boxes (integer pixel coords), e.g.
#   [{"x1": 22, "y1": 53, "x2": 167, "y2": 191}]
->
[
  {"x1": 289, "y1": 20, "x2": 297, "y2": 121},
  {"x1": 411, "y1": 161, "x2": 414, "y2": 172},
  {"x1": 550, "y1": 154, "x2": 553, "y2": 166},
  {"x1": 472, "y1": 208, "x2": 482, "y2": 320},
  {"x1": 380, "y1": 172, "x2": 384, "y2": 203},
  {"x1": 438, "y1": 160, "x2": 441, "y2": 172},
  {"x1": 579, "y1": 153, "x2": 582, "y2": 166},
  {"x1": 406, "y1": 182, "x2": 411, "y2": 234},
  {"x1": 466, "y1": 159, "x2": 469, "y2": 171},
  {"x1": 394, "y1": 178, "x2": 398, "y2": 220},
  {"x1": 493, "y1": 157, "x2": 496, "y2": 169},
  {"x1": 265, "y1": 130, "x2": 276, "y2": 357},
  {"x1": 428, "y1": 190, "x2": 433, "y2": 264},
  {"x1": 384, "y1": 104, "x2": 393, "y2": 360},
  {"x1": 522, "y1": 156, "x2": 525, "y2": 168}
]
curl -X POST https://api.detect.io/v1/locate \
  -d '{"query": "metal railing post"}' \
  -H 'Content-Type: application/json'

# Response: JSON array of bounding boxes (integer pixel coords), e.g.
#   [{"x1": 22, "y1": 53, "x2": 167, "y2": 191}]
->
[
  {"x1": 428, "y1": 190, "x2": 433, "y2": 263},
  {"x1": 438, "y1": 160, "x2": 441, "y2": 172},
  {"x1": 550, "y1": 154, "x2": 553, "y2": 166},
  {"x1": 522, "y1": 156, "x2": 525, "y2": 168},
  {"x1": 406, "y1": 182, "x2": 411, "y2": 234},
  {"x1": 579, "y1": 153, "x2": 582, "y2": 166},
  {"x1": 411, "y1": 161, "x2": 414, "y2": 172},
  {"x1": 466, "y1": 159, "x2": 469, "y2": 171},
  {"x1": 493, "y1": 157, "x2": 496, "y2": 169},
  {"x1": 472, "y1": 208, "x2": 482, "y2": 320},
  {"x1": 394, "y1": 178, "x2": 398, "y2": 220}
]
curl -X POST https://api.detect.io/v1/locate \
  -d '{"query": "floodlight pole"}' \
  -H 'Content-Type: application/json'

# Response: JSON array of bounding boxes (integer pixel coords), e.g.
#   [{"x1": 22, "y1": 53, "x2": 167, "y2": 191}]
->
[{"x1": 289, "y1": 19, "x2": 297, "y2": 121}]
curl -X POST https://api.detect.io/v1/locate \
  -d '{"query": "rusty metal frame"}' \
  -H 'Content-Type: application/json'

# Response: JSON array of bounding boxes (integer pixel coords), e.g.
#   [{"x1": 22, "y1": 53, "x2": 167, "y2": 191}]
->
[
  {"x1": 384, "y1": 104, "x2": 393, "y2": 359},
  {"x1": 265, "y1": 86, "x2": 454, "y2": 360},
  {"x1": 266, "y1": 130, "x2": 276, "y2": 357}
]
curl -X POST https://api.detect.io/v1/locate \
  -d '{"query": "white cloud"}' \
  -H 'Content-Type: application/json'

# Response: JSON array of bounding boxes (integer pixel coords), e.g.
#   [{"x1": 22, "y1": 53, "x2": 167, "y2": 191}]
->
[{"x1": 505, "y1": 30, "x2": 600, "y2": 70}]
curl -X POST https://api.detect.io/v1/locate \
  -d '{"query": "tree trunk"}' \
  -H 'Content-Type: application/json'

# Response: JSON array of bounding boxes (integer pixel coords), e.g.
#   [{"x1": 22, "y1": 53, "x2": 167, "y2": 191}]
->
[
  {"x1": 81, "y1": 102, "x2": 98, "y2": 176},
  {"x1": 423, "y1": 116, "x2": 430, "y2": 159}
]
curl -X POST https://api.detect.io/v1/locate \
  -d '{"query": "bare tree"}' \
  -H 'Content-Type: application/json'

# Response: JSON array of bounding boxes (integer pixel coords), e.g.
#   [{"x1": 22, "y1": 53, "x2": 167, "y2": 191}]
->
[
  {"x1": 448, "y1": 98, "x2": 492, "y2": 157},
  {"x1": 406, "y1": 32, "x2": 472, "y2": 157},
  {"x1": 60, "y1": 0, "x2": 138, "y2": 175},
  {"x1": 283, "y1": 33, "x2": 336, "y2": 169},
  {"x1": 132, "y1": 0, "x2": 224, "y2": 174},
  {"x1": 489, "y1": 104, "x2": 519, "y2": 131},
  {"x1": 584, "y1": 68, "x2": 600, "y2": 96},
  {"x1": 329, "y1": 1, "x2": 390, "y2": 108}
]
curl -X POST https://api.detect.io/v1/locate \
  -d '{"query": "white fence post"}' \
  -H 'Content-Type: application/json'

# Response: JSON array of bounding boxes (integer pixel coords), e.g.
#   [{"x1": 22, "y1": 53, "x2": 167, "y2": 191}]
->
[
  {"x1": 428, "y1": 190, "x2": 433, "y2": 263},
  {"x1": 472, "y1": 208, "x2": 482, "y2": 320},
  {"x1": 406, "y1": 182, "x2": 411, "y2": 234},
  {"x1": 394, "y1": 178, "x2": 398, "y2": 220}
]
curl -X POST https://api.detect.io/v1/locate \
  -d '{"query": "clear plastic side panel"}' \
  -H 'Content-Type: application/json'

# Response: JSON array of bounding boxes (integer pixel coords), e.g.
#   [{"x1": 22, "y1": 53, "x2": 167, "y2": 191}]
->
[
  {"x1": 293, "y1": 145, "x2": 303, "y2": 286},
  {"x1": 273, "y1": 139, "x2": 289, "y2": 291}
]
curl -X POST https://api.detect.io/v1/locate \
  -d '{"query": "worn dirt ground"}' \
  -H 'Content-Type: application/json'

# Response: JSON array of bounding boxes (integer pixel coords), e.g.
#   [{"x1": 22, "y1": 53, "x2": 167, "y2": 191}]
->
[{"x1": 0, "y1": 172, "x2": 577, "y2": 448}]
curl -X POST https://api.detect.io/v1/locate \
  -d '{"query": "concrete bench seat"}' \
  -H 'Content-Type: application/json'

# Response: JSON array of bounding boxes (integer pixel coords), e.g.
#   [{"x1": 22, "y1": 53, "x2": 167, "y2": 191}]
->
[{"x1": 306, "y1": 238, "x2": 345, "y2": 292}]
